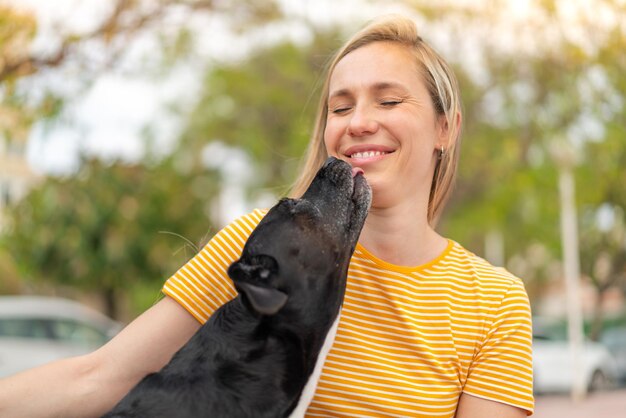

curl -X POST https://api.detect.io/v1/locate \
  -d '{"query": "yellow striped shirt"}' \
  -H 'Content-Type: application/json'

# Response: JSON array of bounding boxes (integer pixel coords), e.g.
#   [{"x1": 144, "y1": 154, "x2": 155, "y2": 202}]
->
[{"x1": 163, "y1": 209, "x2": 534, "y2": 417}]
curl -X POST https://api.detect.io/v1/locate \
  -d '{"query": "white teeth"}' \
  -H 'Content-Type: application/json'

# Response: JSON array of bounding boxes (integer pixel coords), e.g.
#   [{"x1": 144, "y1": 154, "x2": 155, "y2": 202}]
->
[{"x1": 351, "y1": 151, "x2": 386, "y2": 159}]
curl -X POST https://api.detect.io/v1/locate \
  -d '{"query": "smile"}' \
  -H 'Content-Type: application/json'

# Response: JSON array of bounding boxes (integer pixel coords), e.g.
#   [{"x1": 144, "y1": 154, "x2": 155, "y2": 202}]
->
[{"x1": 350, "y1": 150, "x2": 388, "y2": 159}]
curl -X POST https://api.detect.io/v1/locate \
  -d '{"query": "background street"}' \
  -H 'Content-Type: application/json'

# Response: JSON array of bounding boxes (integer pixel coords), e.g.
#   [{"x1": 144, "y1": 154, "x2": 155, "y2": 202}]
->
[{"x1": 534, "y1": 389, "x2": 626, "y2": 418}]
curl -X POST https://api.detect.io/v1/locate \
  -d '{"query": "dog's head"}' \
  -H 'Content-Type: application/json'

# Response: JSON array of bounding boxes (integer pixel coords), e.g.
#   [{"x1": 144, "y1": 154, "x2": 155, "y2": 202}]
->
[{"x1": 228, "y1": 157, "x2": 371, "y2": 319}]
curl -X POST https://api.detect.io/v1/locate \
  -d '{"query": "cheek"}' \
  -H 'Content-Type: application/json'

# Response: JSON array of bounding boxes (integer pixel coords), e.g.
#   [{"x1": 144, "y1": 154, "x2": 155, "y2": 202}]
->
[{"x1": 323, "y1": 119, "x2": 341, "y2": 153}]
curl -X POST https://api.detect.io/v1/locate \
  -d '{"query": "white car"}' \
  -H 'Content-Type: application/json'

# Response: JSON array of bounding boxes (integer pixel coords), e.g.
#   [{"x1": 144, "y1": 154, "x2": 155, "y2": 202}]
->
[
  {"x1": 0, "y1": 296, "x2": 123, "y2": 378},
  {"x1": 532, "y1": 318, "x2": 618, "y2": 394},
  {"x1": 600, "y1": 326, "x2": 626, "y2": 384}
]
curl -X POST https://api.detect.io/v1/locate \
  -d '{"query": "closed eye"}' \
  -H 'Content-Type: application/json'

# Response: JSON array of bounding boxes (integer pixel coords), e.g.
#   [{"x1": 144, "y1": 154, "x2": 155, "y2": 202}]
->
[
  {"x1": 331, "y1": 106, "x2": 352, "y2": 114},
  {"x1": 381, "y1": 99, "x2": 403, "y2": 107}
]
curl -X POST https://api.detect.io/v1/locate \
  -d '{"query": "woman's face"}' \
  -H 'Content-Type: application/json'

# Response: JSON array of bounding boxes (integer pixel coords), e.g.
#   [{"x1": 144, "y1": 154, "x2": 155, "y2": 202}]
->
[{"x1": 324, "y1": 41, "x2": 448, "y2": 209}]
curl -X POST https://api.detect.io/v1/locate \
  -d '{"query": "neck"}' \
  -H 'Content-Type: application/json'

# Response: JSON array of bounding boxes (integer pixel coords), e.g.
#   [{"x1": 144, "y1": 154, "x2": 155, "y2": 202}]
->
[{"x1": 358, "y1": 201, "x2": 448, "y2": 267}]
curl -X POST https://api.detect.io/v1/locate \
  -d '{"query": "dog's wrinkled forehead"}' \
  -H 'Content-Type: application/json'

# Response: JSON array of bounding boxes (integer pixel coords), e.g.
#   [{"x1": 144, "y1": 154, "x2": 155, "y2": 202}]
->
[{"x1": 248, "y1": 198, "x2": 328, "y2": 246}]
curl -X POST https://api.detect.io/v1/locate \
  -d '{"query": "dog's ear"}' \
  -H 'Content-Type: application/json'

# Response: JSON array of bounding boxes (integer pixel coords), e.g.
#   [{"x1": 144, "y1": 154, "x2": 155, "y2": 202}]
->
[
  {"x1": 228, "y1": 255, "x2": 285, "y2": 315},
  {"x1": 235, "y1": 282, "x2": 288, "y2": 315}
]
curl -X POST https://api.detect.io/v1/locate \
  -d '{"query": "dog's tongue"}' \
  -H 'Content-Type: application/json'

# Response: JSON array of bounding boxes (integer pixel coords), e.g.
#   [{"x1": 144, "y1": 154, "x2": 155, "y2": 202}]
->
[{"x1": 351, "y1": 167, "x2": 364, "y2": 178}]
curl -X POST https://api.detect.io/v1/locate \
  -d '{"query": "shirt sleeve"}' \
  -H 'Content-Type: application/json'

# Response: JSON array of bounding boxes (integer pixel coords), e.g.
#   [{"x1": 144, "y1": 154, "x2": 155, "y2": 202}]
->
[
  {"x1": 462, "y1": 277, "x2": 535, "y2": 415},
  {"x1": 162, "y1": 209, "x2": 267, "y2": 324}
]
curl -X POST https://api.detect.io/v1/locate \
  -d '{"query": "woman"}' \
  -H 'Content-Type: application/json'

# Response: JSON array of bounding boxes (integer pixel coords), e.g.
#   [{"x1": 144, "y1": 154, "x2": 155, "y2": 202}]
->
[{"x1": 0, "y1": 15, "x2": 533, "y2": 417}]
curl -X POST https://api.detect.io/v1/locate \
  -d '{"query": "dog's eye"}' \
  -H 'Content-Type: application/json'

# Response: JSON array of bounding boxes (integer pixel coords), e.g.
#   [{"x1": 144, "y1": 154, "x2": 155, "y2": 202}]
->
[{"x1": 259, "y1": 269, "x2": 270, "y2": 279}]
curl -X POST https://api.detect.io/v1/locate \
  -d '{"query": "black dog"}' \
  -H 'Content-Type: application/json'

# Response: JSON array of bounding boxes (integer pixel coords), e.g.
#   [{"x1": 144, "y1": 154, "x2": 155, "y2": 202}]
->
[{"x1": 104, "y1": 157, "x2": 371, "y2": 418}]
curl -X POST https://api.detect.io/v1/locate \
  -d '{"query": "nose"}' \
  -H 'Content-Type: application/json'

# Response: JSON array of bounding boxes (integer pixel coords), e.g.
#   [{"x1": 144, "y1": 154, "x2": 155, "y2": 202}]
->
[{"x1": 347, "y1": 105, "x2": 379, "y2": 137}]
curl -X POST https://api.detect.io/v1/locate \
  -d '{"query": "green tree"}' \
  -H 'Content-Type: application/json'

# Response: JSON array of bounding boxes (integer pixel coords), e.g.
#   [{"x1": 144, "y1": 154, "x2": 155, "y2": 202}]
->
[
  {"x1": 578, "y1": 123, "x2": 626, "y2": 338},
  {"x1": 0, "y1": 0, "x2": 283, "y2": 147},
  {"x1": 177, "y1": 29, "x2": 344, "y2": 198},
  {"x1": 579, "y1": 205, "x2": 626, "y2": 340},
  {"x1": 0, "y1": 5, "x2": 58, "y2": 145},
  {"x1": 1, "y1": 157, "x2": 219, "y2": 319}
]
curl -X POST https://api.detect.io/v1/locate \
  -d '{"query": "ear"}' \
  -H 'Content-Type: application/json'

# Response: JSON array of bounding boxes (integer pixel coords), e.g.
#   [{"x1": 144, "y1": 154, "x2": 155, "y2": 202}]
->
[
  {"x1": 228, "y1": 255, "x2": 285, "y2": 315},
  {"x1": 436, "y1": 111, "x2": 462, "y2": 151},
  {"x1": 235, "y1": 282, "x2": 288, "y2": 315}
]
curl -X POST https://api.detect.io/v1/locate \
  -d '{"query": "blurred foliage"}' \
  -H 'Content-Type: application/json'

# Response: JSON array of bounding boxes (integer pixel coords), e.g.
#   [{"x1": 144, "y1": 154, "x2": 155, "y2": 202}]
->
[
  {"x1": 0, "y1": 0, "x2": 283, "y2": 82},
  {"x1": 579, "y1": 204, "x2": 626, "y2": 340},
  {"x1": 0, "y1": 5, "x2": 39, "y2": 143},
  {"x1": 0, "y1": 250, "x2": 21, "y2": 294},
  {"x1": 178, "y1": 29, "x2": 343, "y2": 197},
  {"x1": 1, "y1": 158, "x2": 219, "y2": 319},
  {"x1": 0, "y1": 0, "x2": 283, "y2": 147}
]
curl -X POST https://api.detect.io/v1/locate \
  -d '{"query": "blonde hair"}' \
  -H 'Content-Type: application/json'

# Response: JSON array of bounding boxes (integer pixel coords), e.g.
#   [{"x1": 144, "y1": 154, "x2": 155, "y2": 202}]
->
[{"x1": 289, "y1": 15, "x2": 463, "y2": 226}]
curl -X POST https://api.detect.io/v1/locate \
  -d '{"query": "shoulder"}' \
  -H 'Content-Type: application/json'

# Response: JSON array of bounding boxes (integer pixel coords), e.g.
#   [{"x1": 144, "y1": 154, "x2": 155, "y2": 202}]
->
[
  {"x1": 446, "y1": 246, "x2": 534, "y2": 411},
  {"x1": 443, "y1": 241, "x2": 530, "y2": 312},
  {"x1": 446, "y1": 241, "x2": 525, "y2": 287}
]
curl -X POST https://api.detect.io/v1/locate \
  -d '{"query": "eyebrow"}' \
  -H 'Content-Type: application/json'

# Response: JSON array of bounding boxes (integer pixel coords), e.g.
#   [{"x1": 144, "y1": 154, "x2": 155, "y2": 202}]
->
[{"x1": 328, "y1": 81, "x2": 409, "y2": 100}]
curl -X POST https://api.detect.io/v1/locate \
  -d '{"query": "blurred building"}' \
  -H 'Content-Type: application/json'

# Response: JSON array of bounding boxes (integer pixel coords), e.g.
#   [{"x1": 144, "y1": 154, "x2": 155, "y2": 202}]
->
[
  {"x1": 537, "y1": 275, "x2": 625, "y2": 319},
  {"x1": 0, "y1": 136, "x2": 40, "y2": 232}
]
